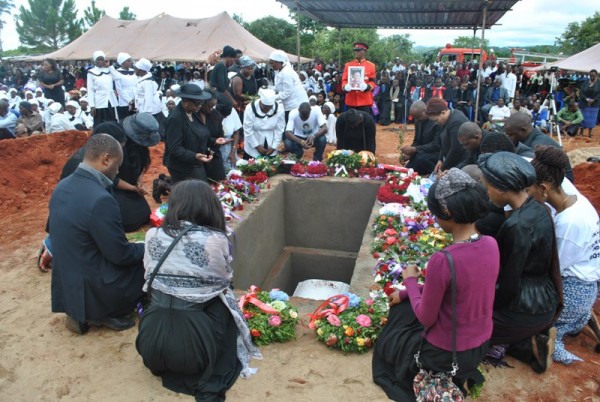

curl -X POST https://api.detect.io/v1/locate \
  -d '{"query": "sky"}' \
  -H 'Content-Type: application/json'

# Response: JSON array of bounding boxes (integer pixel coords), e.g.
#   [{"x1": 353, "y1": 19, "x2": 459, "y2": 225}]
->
[{"x1": 1, "y1": 0, "x2": 598, "y2": 51}]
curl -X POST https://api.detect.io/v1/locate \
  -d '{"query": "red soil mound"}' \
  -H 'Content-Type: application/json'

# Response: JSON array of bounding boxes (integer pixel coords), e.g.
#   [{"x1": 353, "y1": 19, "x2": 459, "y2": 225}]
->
[
  {"x1": 0, "y1": 131, "x2": 89, "y2": 210},
  {"x1": 573, "y1": 162, "x2": 600, "y2": 213}
]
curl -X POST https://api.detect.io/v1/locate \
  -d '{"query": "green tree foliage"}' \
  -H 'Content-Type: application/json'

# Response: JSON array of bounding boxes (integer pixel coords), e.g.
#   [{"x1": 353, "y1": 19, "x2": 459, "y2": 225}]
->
[
  {"x1": 232, "y1": 13, "x2": 245, "y2": 27},
  {"x1": 0, "y1": 0, "x2": 14, "y2": 52},
  {"x1": 83, "y1": 0, "x2": 104, "y2": 27},
  {"x1": 555, "y1": 12, "x2": 600, "y2": 54},
  {"x1": 15, "y1": 0, "x2": 82, "y2": 50},
  {"x1": 370, "y1": 34, "x2": 414, "y2": 68},
  {"x1": 245, "y1": 16, "x2": 296, "y2": 54},
  {"x1": 452, "y1": 35, "x2": 490, "y2": 51},
  {"x1": 288, "y1": 10, "x2": 326, "y2": 52},
  {"x1": 118, "y1": 6, "x2": 135, "y2": 21}
]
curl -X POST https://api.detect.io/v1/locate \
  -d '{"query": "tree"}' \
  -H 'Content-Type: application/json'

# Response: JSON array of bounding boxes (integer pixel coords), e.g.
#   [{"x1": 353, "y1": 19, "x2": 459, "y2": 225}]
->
[
  {"x1": 118, "y1": 6, "x2": 136, "y2": 21},
  {"x1": 83, "y1": 0, "x2": 104, "y2": 27},
  {"x1": 452, "y1": 35, "x2": 490, "y2": 52},
  {"x1": 0, "y1": 0, "x2": 14, "y2": 52},
  {"x1": 555, "y1": 12, "x2": 600, "y2": 54},
  {"x1": 245, "y1": 16, "x2": 296, "y2": 54},
  {"x1": 309, "y1": 28, "x2": 380, "y2": 66},
  {"x1": 15, "y1": 0, "x2": 82, "y2": 51},
  {"x1": 370, "y1": 34, "x2": 414, "y2": 67},
  {"x1": 232, "y1": 13, "x2": 245, "y2": 27}
]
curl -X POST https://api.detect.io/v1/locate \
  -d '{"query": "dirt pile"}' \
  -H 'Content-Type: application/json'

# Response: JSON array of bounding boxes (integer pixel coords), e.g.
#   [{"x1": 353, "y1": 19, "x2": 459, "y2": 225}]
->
[
  {"x1": 0, "y1": 131, "x2": 89, "y2": 210},
  {"x1": 574, "y1": 162, "x2": 600, "y2": 213}
]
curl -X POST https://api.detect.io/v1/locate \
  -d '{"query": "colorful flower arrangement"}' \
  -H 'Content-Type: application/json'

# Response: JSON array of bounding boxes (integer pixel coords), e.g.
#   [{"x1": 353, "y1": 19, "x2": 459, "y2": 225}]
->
[
  {"x1": 243, "y1": 171, "x2": 269, "y2": 185},
  {"x1": 149, "y1": 203, "x2": 169, "y2": 227},
  {"x1": 357, "y1": 167, "x2": 387, "y2": 180},
  {"x1": 239, "y1": 286, "x2": 299, "y2": 346},
  {"x1": 310, "y1": 293, "x2": 388, "y2": 353},
  {"x1": 236, "y1": 157, "x2": 281, "y2": 176},
  {"x1": 326, "y1": 150, "x2": 362, "y2": 177},
  {"x1": 211, "y1": 175, "x2": 261, "y2": 211},
  {"x1": 376, "y1": 174, "x2": 414, "y2": 204},
  {"x1": 290, "y1": 161, "x2": 328, "y2": 178}
]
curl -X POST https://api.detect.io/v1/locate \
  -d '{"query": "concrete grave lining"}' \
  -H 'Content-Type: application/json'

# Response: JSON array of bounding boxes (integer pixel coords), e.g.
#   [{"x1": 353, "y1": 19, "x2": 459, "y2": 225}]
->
[{"x1": 230, "y1": 176, "x2": 381, "y2": 298}]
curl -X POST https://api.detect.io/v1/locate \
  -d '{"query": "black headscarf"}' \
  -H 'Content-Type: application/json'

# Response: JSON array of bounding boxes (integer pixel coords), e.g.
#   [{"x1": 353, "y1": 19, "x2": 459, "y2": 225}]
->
[{"x1": 478, "y1": 151, "x2": 536, "y2": 191}]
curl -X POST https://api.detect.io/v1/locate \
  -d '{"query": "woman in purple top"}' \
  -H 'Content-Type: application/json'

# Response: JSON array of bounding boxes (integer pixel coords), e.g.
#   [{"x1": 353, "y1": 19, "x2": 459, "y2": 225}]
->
[{"x1": 372, "y1": 168, "x2": 500, "y2": 401}]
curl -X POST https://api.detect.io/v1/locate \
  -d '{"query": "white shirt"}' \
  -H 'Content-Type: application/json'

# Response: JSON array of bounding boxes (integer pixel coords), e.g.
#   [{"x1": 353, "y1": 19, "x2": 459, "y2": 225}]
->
[
  {"x1": 502, "y1": 72, "x2": 517, "y2": 98},
  {"x1": 555, "y1": 194, "x2": 600, "y2": 282},
  {"x1": 87, "y1": 67, "x2": 118, "y2": 109},
  {"x1": 112, "y1": 67, "x2": 138, "y2": 107},
  {"x1": 325, "y1": 113, "x2": 337, "y2": 144},
  {"x1": 488, "y1": 105, "x2": 510, "y2": 121},
  {"x1": 273, "y1": 63, "x2": 309, "y2": 112},
  {"x1": 135, "y1": 73, "x2": 163, "y2": 114},
  {"x1": 8, "y1": 95, "x2": 22, "y2": 110},
  {"x1": 222, "y1": 110, "x2": 242, "y2": 139},
  {"x1": 48, "y1": 112, "x2": 76, "y2": 133},
  {"x1": 190, "y1": 78, "x2": 205, "y2": 90},
  {"x1": 286, "y1": 107, "x2": 326, "y2": 138},
  {"x1": 66, "y1": 108, "x2": 93, "y2": 129},
  {"x1": 243, "y1": 100, "x2": 285, "y2": 158}
]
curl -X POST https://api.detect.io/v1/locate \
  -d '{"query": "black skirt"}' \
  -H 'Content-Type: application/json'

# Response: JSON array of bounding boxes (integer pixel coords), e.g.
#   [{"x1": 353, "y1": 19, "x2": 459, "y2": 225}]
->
[
  {"x1": 372, "y1": 302, "x2": 488, "y2": 402},
  {"x1": 93, "y1": 106, "x2": 117, "y2": 127},
  {"x1": 112, "y1": 189, "x2": 150, "y2": 232},
  {"x1": 136, "y1": 292, "x2": 242, "y2": 401}
]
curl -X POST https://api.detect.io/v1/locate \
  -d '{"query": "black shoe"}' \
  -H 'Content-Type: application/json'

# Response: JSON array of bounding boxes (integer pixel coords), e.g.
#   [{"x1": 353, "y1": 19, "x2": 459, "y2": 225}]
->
[
  {"x1": 65, "y1": 315, "x2": 89, "y2": 335},
  {"x1": 587, "y1": 157, "x2": 600, "y2": 163},
  {"x1": 88, "y1": 316, "x2": 135, "y2": 331},
  {"x1": 531, "y1": 327, "x2": 556, "y2": 373}
]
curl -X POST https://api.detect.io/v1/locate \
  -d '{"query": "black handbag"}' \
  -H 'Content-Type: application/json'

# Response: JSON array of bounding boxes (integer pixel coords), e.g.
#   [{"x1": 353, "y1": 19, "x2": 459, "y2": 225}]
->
[{"x1": 412, "y1": 250, "x2": 465, "y2": 402}]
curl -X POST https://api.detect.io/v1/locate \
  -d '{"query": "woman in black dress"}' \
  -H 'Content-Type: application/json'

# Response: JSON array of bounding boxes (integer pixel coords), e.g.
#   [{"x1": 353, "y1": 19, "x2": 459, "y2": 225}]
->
[
  {"x1": 164, "y1": 84, "x2": 230, "y2": 183},
  {"x1": 38, "y1": 58, "x2": 64, "y2": 107}
]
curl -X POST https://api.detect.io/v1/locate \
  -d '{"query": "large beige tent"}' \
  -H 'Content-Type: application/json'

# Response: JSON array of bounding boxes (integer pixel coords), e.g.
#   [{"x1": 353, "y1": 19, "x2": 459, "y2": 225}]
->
[
  {"x1": 35, "y1": 12, "x2": 310, "y2": 63},
  {"x1": 552, "y1": 42, "x2": 600, "y2": 73}
]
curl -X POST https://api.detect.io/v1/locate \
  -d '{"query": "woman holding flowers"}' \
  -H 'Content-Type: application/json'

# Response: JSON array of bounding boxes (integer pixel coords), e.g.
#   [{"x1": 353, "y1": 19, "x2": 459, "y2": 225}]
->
[
  {"x1": 136, "y1": 180, "x2": 261, "y2": 401},
  {"x1": 372, "y1": 168, "x2": 499, "y2": 401}
]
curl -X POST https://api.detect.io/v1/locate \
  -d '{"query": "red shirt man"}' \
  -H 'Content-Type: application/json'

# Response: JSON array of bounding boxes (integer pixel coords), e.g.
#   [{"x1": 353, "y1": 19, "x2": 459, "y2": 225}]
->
[{"x1": 341, "y1": 41, "x2": 376, "y2": 113}]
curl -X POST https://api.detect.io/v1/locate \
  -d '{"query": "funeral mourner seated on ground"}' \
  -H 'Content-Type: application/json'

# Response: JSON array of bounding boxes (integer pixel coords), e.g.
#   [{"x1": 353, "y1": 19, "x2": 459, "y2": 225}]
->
[{"x1": 136, "y1": 180, "x2": 261, "y2": 401}]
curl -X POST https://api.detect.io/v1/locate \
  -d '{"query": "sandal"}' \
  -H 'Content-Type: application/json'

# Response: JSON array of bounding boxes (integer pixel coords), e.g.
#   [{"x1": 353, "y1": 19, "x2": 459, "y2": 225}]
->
[{"x1": 36, "y1": 245, "x2": 52, "y2": 273}]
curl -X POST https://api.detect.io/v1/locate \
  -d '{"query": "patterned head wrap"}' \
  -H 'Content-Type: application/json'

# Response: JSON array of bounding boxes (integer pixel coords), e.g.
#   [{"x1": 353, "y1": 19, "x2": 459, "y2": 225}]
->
[{"x1": 435, "y1": 168, "x2": 477, "y2": 210}]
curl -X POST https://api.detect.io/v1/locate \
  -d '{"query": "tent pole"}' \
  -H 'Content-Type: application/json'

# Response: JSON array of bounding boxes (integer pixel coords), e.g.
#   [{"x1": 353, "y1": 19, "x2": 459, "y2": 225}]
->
[
  {"x1": 474, "y1": 1, "x2": 488, "y2": 123},
  {"x1": 338, "y1": 28, "x2": 342, "y2": 67},
  {"x1": 296, "y1": 0, "x2": 301, "y2": 70},
  {"x1": 471, "y1": 28, "x2": 476, "y2": 63}
]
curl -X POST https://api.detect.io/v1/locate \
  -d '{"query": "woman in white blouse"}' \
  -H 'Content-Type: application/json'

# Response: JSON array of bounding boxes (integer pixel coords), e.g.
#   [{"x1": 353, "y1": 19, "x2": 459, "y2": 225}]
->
[
  {"x1": 87, "y1": 50, "x2": 118, "y2": 126},
  {"x1": 243, "y1": 88, "x2": 285, "y2": 159}
]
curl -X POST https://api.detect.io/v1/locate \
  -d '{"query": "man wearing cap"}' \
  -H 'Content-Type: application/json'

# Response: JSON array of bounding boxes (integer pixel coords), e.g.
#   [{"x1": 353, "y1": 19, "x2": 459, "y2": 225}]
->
[
  {"x1": 341, "y1": 42, "x2": 377, "y2": 114},
  {"x1": 284, "y1": 102, "x2": 327, "y2": 161},
  {"x1": 87, "y1": 50, "x2": 118, "y2": 126},
  {"x1": 231, "y1": 56, "x2": 258, "y2": 119},
  {"x1": 243, "y1": 88, "x2": 285, "y2": 159},
  {"x1": 269, "y1": 49, "x2": 309, "y2": 123},
  {"x1": 15, "y1": 101, "x2": 44, "y2": 136},
  {"x1": 210, "y1": 45, "x2": 238, "y2": 109},
  {"x1": 133, "y1": 58, "x2": 165, "y2": 140},
  {"x1": 112, "y1": 52, "x2": 137, "y2": 120},
  {"x1": 49, "y1": 134, "x2": 145, "y2": 334}
]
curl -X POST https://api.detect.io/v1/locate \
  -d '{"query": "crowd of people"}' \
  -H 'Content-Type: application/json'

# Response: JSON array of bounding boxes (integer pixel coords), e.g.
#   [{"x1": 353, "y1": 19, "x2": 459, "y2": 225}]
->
[{"x1": 16, "y1": 40, "x2": 598, "y2": 401}]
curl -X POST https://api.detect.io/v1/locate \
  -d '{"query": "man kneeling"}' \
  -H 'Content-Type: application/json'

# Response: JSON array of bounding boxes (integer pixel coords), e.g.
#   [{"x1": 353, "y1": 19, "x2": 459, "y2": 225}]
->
[
  {"x1": 284, "y1": 102, "x2": 327, "y2": 161},
  {"x1": 49, "y1": 134, "x2": 145, "y2": 334}
]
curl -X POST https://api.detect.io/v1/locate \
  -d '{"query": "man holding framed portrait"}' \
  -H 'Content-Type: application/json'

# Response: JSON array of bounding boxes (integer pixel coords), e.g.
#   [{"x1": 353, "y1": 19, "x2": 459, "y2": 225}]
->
[{"x1": 341, "y1": 42, "x2": 376, "y2": 114}]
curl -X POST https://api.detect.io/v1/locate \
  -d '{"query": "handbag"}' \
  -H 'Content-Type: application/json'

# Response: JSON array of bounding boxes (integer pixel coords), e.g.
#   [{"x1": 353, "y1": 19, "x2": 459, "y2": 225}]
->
[
  {"x1": 145, "y1": 225, "x2": 193, "y2": 296},
  {"x1": 413, "y1": 250, "x2": 465, "y2": 402}
]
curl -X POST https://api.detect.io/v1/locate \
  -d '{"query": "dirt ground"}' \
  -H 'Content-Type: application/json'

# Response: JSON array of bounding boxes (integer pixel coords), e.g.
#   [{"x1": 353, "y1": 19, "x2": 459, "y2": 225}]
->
[{"x1": 0, "y1": 125, "x2": 599, "y2": 401}]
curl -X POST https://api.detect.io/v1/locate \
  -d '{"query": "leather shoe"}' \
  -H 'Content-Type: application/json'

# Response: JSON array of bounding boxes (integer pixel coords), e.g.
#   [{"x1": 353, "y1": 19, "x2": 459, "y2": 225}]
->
[
  {"x1": 531, "y1": 327, "x2": 556, "y2": 373},
  {"x1": 88, "y1": 316, "x2": 135, "y2": 331},
  {"x1": 65, "y1": 315, "x2": 89, "y2": 335}
]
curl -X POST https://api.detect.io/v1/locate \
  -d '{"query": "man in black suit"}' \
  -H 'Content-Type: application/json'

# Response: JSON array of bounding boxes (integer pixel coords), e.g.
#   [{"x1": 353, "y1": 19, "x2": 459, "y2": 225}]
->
[
  {"x1": 49, "y1": 134, "x2": 145, "y2": 334},
  {"x1": 400, "y1": 100, "x2": 441, "y2": 176}
]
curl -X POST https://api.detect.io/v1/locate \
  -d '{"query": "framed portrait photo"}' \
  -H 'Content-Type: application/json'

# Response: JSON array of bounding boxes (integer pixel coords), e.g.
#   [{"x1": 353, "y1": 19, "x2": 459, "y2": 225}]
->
[{"x1": 349, "y1": 66, "x2": 365, "y2": 90}]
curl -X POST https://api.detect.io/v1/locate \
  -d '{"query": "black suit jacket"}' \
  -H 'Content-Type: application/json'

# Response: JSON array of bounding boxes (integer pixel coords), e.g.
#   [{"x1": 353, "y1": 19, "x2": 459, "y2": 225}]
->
[{"x1": 49, "y1": 167, "x2": 144, "y2": 322}]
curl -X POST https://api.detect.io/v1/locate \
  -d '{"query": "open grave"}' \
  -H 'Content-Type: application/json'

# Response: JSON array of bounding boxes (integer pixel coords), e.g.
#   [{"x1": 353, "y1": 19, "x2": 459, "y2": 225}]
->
[{"x1": 231, "y1": 177, "x2": 381, "y2": 298}]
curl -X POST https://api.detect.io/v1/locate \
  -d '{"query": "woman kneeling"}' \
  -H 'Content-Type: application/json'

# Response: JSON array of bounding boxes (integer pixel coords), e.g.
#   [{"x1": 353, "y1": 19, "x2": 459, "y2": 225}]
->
[
  {"x1": 372, "y1": 168, "x2": 500, "y2": 401},
  {"x1": 136, "y1": 180, "x2": 261, "y2": 401}
]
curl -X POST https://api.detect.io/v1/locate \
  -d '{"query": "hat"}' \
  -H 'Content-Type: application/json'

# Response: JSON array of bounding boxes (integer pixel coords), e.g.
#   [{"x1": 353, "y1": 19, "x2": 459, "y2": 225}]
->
[
  {"x1": 220, "y1": 45, "x2": 237, "y2": 58},
  {"x1": 134, "y1": 58, "x2": 152, "y2": 72},
  {"x1": 117, "y1": 52, "x2": 131, "y2": 65},
  {"x1": 92, "y1": 50, "x2": 106, "y2": 61},
  {"x1": 80, "y1": 87, "x2": 87, "y2": 92},
  {"x1": 353, "y1": 42, "x2": 369, "y2": 51},
  {"x1": 309, "y1": 95, "x2": 317, "y2": 102},
  {"x1": 19, "y1": 101, "x2": 32, "y2": 112},
  {"x1": 79, "y1": 96, "x2": 88, "y2": 103},
  {"x1": 92, "y1": 121, "x2": 127, "y2": 143},
  {"x1": 239, "y1": 56, "x2": 256, "y2": 68},
  {"x1": 28, "y1": 100, "x2": 38, "y2": 107},
  {"x1": 323, "y1": 101, "x2": 335, "y2": 114},
  {"x1": 9, "y1": 88, "x2": 17, "y2": 94},
  {"x1": 35, "y1": 88, "x2": 43, "y2": 93},
  {"x1": 269, "y1": 50, "x2": 288, "y2": 63},
  {"x1": 48, "y1": 102, "x2": 62, "y2": 115},
  {"x1": 258, "y1": 88, "x2": 276, "y2": 106},
  {"x1": 66, "y1": 100, "x2": 79, "y2": 109},
  {"x1": 123, "y1": 113, "x2": 160, "y2": 147},
  {"x1": 179, "y1": 84, "x2": 212, "y2": 101}
]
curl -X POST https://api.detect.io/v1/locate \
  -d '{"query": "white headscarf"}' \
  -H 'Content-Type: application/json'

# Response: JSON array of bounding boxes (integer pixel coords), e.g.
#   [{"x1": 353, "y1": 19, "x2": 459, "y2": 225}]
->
[{"x1": 92, "y1": 50, "x2": 106, "y2": 62}]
